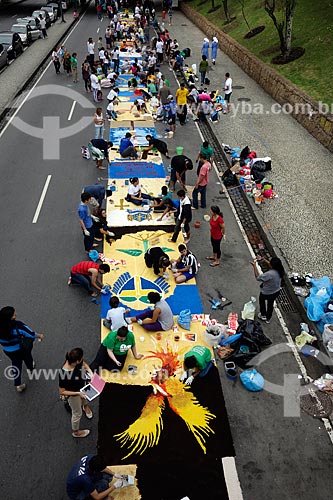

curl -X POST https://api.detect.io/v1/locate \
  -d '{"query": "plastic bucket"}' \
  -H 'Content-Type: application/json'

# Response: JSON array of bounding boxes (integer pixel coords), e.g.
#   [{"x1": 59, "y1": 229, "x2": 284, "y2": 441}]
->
[{"x1": 176, "y1": 146, "x2": 184, "y2": 155}]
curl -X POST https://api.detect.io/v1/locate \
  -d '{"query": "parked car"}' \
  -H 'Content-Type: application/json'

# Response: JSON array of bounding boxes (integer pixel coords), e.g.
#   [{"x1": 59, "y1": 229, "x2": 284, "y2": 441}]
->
[
  {"x1": 0, "y1": 32, "x2": 23, "y2": 59},
  {"x1": 41, "y1": 6, "x2": 56, "y2": 23},
  {"x1": 47, "y1": 1, "x2": 68, "y2": 13},
  {"x1": 11, "y1": 24, "x2": 35, "y2": 46},
  {"x1": 32, "y1": 10, "x2": 51, "y2": 28},
  {"x1": 17, "y1": 17, "x2": 41, "y2": 31},
  {"x1": 0, "y1": 43, "x2": 9, "y2": 69}
]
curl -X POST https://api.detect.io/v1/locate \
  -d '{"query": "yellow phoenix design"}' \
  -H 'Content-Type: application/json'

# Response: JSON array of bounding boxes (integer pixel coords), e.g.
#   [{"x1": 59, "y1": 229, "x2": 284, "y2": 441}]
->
[{"x1": 114, "y1": 346, "x2": 216, "y2": 459}]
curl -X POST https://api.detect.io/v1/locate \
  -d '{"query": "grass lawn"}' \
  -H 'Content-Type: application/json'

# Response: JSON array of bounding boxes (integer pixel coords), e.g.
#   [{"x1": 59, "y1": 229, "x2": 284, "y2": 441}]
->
[{"x1": 187, "y1": 0, "x2": 333, "y2": 104}]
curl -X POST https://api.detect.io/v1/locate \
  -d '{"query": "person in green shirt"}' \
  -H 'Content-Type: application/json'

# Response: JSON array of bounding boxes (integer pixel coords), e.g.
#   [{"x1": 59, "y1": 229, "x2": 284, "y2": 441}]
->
[
  {"x1": 180, "y1": 345, "x2": 213, "y2": 385},
  {"x1": 90, "y1": 326, "x2": 143, "y2": 372},
  {"x1": 199, "y1": 55, "x2": 209, "y2": 86},
  {"x1": 71, "y1": 52, "x2": 78, "y2": 83}
]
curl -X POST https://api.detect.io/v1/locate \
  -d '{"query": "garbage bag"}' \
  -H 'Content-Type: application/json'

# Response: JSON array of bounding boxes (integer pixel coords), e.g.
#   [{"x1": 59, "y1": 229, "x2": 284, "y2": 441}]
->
[
  {"x1": 227, "y1": 336, "x2": 261, "y2": 368},
  {"x1": 236, "y1": 319, "x2": 271, "y2": 346},
  {"x1": 318, "y1": 312, "x2": 333, "y2": 333},
  {"x1": 310, "y1": 276, "x2": 332, "y2": 296},
  {"x1": 240, "y1": 368, "x2": 264, "y2": 391},
  {"x1": 322, "y1": 324, "x2": 333, "y2": 346}
]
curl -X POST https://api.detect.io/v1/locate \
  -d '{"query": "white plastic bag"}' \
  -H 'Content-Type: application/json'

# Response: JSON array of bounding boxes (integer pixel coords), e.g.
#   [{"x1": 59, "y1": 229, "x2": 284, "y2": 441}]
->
[
  {"x1": 322, "y1": 324, "x2": 333, "y2": 345},
  {"x1": 241, "y1": 297, "x2": 256, "y2": 320},
  {"x1": 202, "y1": 324, "x2": 228, "y2": 346}
]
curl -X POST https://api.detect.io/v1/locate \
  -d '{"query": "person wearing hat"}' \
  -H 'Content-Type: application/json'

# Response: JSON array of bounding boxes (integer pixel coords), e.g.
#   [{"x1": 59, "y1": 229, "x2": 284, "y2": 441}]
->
[
  {"x1": 201, "y1": 38, "x2": 210, "y2": 58},
  {"x1": 144, "y1": 246, "x2": 171, "y2": 276},
  {"x1": 164, "y1": 94, "x2": 177, "y2": 133},
  {"x1": 211, "y1": 37, "x2": 218, "y2": 65}
]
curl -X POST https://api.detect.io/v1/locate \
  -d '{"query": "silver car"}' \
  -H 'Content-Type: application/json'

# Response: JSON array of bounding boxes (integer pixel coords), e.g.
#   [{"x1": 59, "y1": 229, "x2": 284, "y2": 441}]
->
[{"x1": 41, "y1": 6, "x2": 56, "y2": 23}]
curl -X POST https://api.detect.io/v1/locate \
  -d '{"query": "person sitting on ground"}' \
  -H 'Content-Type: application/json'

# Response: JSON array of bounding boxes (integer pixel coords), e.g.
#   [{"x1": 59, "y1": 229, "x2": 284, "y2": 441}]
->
[
  {"x1": 143, "y1": 135, "x2": 170, "y2": 158},
  {"x1": 103, "y1": 296, "x2": 130, "y2": 330},
  {"x1": 169, "y1": 155, "x2": 193, "y2": 192},
  {"x1": 68, "y1": 262, "x2": 110, "y2": 297},
  {"x1": 170, "y1": 244, "x2": 198, "y2": 284},
  {"x1": 90, "y1": 326, "x2": 143, "y2": 372},
  {"x1": 179, "y1": 345, "x2": 214, "y2": 385},
  {"x1": 125, "y1": 177, "x2": 154, "y2": 206},
  {"x1": 152, "y1": 185, "x2": 173, "y2": 212},
  {"x1": 129, "y1": 292, "x2": 174, "y2": 331},
  {"x1": 92, "y1": 208, "x2": 115, "y2": 245},
  {"x1": 119, "y1": 132, "x2": 138, "y2": 159},
  {"x1": 144, "y1": 246, "x2": 171, "y2": 276},
  {"x1": 66, "y1": 454, "x2": 130, "y2": 500}
]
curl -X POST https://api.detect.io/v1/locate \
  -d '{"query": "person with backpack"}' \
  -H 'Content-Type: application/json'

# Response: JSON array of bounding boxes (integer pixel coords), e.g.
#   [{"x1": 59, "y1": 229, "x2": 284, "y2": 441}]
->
[
  {"x1": 0, "y1": 306, "x2": 44, "y2": 393},
  {"x1": 171, "y1": 244, "x2": 198, "y2": 284}
]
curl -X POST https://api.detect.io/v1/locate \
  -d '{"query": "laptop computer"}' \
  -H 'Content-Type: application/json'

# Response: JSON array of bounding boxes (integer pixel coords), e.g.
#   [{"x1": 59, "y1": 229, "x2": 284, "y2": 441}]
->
[{"x1": 80, "y1": 373, "x2": 106, "y2": 402}]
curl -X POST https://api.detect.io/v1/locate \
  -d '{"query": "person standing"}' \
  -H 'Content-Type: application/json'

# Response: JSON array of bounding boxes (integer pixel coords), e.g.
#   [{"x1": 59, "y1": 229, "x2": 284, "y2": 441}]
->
[
  {"x1": 251, "y1": 257, "x2": 285, "y2": 324},
  {"x1": 82, "y1": 59, "x2": 91, "y2": 92},
  {"x1": 224, "y1": 72, "x2": 233, "y2": 114},
  {"x1": 168, "y1": 189, "x2": 192, "y2": 244},
  {"x1": 39, "y1": 15, "x2": 47, "y2": 38},
  {"x1": 199, "y1": 55, "x2": 209, "y2": 86},
  {"x1": 87, "y1": 37, "x2": 95, "y2": 68},
  {"x1": 201, "y1": 38, "x2": 209, "y2": 58},
  {"x1": 192, "y1": 153, "x2": 210, "y2": 209},
  {"x1": 71, "y1": 52, "x2": 78, "y2": 83},
  {"x1": 164, "y1": 94, "x2": 177, "y2": 134},
  {"x1": 52, "y1": 47, "x2": 60, "y2": 74},
  {"x1": 111, "y1": 46, "x2": 120, "y2": 72},
  {"x1": 175, "y1": 82, "x2": 189, "y2": 125},
  {"x1": 0, "y1": 306, "x2": 44, "y2": 392},
  {"x1": 58, "y1": 348, "x2": 93, "y2": 438},
  {"x1": 156, "y1": 37, "x2": 164, "y2": 64},
  {"x1": 78, "y1": 192, "x2": 96, "y2": 253},
  {"x1": 206, "y1": 206, "x2": 225, "y2": 267},
  {"x1": 63, "y1": 50, "x2": 72, "y2": 77},
  {"x1": 196, "y1": 140, "x2": 214, "y2": 171},
  {"x1": 93, "y1": 107, "x2": 105, "y2": 140},
  {"x1": 211, "y1": 37, "x2": 218, "y2": 65},
  {"x1": 90, "y1": 68, "x2": 101, "y2": 103},
  {"x1": 68, "y1": 261, "x2": 110, "y2": 296}
]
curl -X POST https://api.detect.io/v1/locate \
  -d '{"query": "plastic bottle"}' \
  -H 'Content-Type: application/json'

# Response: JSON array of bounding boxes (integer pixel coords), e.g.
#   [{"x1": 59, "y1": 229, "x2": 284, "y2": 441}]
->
[{"x1": 241, "y1": 297, "x2": 257, "y2": 320}]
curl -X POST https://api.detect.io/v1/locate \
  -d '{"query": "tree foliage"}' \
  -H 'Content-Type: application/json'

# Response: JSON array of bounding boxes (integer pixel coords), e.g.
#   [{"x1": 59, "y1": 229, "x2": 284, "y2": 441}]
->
[{"x1": 264, "y1": 0, "x2": 297, "y2": 56}]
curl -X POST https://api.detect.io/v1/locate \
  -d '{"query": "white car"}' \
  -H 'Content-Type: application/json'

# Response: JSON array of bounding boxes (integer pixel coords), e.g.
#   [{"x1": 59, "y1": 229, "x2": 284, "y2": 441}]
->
[
  {"x1": 41, "y1": 6, "x2": 57, "y2": 22},
  {"x1": 11, "y1": 24, "x2": 32, "y2": 45},
  {"x1": 15, "y1": 20, "x2": 42, "y2": 41}
]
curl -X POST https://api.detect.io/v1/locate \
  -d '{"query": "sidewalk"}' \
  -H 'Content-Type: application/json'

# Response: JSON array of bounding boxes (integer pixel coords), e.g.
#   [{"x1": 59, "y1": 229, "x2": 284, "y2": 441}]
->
[
  {"x1": 171, "y1": 8, "x2": 332, "y2": 279},
  {"x1": 0, "y1": 7, "x2": 78, "y2": 119}
]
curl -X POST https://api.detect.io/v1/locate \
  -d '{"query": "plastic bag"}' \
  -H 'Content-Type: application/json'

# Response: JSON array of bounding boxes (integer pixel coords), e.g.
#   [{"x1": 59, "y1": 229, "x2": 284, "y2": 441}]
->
[
  {"x1": 202, "y1": 324, "x2": 228, "y2": 346},
  {"x1": 322, "y1": 324, "x2": 333, "y2": 345},
  {"x1": 241, "y1": 297, "x2": 256, "y2": 320},
  {"x1": 236, "y1": 319, "x2": 271, "y2": 346},
  {"x1": 240, "y1": 368, "x2": 264, "y2": 391},
  {"x1": 177, "y1": 309, "x2": 191, "y2": 331},
  {"x1": 310, "y1": 276, "x2": 332, "y2": 296},
  {"x1": 318, "y1": 312, "x2": 333, "y2": 333}
]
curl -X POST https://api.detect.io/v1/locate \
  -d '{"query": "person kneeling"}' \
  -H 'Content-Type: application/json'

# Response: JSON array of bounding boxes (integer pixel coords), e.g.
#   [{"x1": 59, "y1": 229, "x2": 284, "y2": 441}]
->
[
  {"x1": 180, "y1": 345, "x2": 214, "y2": 385},
  {"x1": 90, "y1": 326, "x2": 143, "y2": 372}
]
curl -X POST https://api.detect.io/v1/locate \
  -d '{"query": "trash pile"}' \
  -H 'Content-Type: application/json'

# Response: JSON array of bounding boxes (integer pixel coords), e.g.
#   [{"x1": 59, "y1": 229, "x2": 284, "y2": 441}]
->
[{"x1": 222, "y1": 144, "x2": 277, "y2": 205}]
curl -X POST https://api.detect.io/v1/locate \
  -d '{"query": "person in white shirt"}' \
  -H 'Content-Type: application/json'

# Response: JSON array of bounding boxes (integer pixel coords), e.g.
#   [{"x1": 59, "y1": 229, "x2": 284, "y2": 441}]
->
[
  {"x1": 103, "y1": 296, "x2": 130, "y2": 330},
  {"x1": 224, "y1": 72, "x2": 233, "y2": 113},
  {"x1": 148, "y1": 54, "x2": 157, "y2": 75},
  {"x1": 90, "y1": 69, "x2": 101, "y2": 102},
  {"x1": 107, "y1": 87, "x2": 119, "y2": 102},
  {"x1": 87, "y1": 37, "x2": 95, "y2": 68},
  {"x1": 111, "y1": 47, "x2": 120, "y2": 72},
  {"x1": 156, "y1": 39, "x2": 164, "y2": 64},
  {"x1": 39, "y1": 15, "x2": 47, "y2": 39},
  {"x1": 99, "y1": 48, "x2": 106, "y2": 64}
]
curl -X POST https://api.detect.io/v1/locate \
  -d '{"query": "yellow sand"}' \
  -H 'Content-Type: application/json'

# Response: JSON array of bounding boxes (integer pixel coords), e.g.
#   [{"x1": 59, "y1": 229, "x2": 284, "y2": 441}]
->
[{"x1": 108, "y1": 464, "x2": 141, "y2": 499}]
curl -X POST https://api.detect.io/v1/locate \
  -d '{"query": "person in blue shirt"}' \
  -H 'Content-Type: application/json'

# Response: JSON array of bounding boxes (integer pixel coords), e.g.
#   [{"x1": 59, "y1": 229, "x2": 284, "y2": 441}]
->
[
  {"x1": 0, "y1": 306, "x2": 44, "y2": 392},
  {"x1": 66, "y1": 454, "x2": 127, "y2": 500},
  {"x1": 83, "y1": 184, "x2": 106, "y2": 208},
  {"x1": 119, "y1": 132, "x2": 138, "y2": 159},
  {"x1": 78, "y1": 192, "x2": 98, "y2": 253}
]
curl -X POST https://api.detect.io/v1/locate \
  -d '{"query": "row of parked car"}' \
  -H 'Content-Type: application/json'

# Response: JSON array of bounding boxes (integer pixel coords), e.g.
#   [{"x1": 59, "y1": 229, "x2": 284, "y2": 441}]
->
[{"x1": 0, "y1": 2, "x2": 69, "y2": 70}]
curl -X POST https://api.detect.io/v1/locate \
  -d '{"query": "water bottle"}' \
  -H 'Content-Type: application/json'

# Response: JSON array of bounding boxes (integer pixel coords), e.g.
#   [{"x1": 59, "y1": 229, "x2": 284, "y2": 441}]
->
[{"x1": 181, "y1": 223, "x2": 187, "y2": 239}]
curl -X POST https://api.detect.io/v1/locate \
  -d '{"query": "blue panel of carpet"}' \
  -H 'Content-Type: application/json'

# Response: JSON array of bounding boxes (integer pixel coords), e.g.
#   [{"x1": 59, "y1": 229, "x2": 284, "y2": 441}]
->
[{"x1": 109, "y1": 160, "x2": 166, "y2": 178}]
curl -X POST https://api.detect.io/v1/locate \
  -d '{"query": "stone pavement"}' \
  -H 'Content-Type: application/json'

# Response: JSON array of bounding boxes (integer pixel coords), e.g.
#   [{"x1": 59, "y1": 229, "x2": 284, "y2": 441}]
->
[{"x1": 170, "y1": 8, "x2": 332, "y2": 279}]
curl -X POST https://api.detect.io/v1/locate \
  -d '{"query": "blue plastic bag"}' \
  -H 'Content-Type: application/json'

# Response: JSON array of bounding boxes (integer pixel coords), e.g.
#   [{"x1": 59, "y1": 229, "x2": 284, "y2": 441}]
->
[
  {"x1": 240, "y1": 368, "x2": 264, "y2": 392},
  {"x1": 310, "y1": 276, "x2": 332, "y2": 296},
  {"x1": 177, "y1": 309, "x2": 191, "y2": 331},
  {"x1": 304, "y1": 296, "x2": 326, "y2": 322},
  {"x1": 219, "y1": 333, "x2": 242, "y2": 346},
  {"x1": 89, "y1": 250, "x2": 99, "y2": 262},
  {"x1": 304, "y1": 278, "x2": 331, "y2": 322},
  {"x1": 317, "y1": 312, "x2": 333, "y2": 333}
]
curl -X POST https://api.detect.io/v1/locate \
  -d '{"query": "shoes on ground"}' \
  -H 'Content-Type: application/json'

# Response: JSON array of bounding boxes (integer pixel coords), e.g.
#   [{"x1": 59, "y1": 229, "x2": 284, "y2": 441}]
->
[
  {"x1": 72, "y1": 430, "x2": 90, "y2": 438},
  {"x1": 258, "y1": 313, "x2": 267, "y2": 321},
  {"x1": 16, "y1": 384, "x2": 26, "y2": 393}
]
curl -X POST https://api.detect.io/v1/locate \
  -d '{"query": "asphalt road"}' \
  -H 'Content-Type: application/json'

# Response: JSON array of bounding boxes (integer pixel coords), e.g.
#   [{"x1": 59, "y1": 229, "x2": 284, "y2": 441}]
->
[
  {"x1": 0, "y1": 0, "x2": 54, "y2": 32},
  {"x1": 0, "y1": 5, "x2": 333, "y2": 500}
]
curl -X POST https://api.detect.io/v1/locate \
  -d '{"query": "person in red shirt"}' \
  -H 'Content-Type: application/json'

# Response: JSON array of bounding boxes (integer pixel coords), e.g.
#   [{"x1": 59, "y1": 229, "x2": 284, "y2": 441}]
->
[
  {"x1": 192, "y1": 153, "x2": 210, "y2": 209},
  {"x1": 68, "y1": 261, "x2": 110, "y2": 296},
  {"x1": 206, "y1": 206, "x2": 225, "y2": 267}
]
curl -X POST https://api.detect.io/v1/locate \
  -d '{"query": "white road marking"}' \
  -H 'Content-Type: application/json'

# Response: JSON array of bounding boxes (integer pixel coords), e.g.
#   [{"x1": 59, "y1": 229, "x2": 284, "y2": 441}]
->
[
  {"x1": 0, "y1": 7, "x2": 89, "y2": 140},
  {"x1": 67, "y1": 100, "x2": 76, "y2": 120},
  {"x1": 194, "y1": 120, "x2": 333, "y2": 446},
  {"x1": 97, "y1": 27, "x2": 100, "y2": 33},
  {"x1": 32, "y1": 175, "x2": 52, "y2": 223},
  {"x1": 222, "y1": 457, "x2": 244, "y2": 500}
]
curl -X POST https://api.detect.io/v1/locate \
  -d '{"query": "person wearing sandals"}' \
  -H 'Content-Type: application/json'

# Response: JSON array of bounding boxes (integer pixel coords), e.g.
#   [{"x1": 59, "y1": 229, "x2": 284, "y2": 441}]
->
[
  {"x1": 59, "y1": 348, "x2": 93, "y2": 438},
  {"x1": 206, "y1": 206, "x2": 225, "y2": 267}
]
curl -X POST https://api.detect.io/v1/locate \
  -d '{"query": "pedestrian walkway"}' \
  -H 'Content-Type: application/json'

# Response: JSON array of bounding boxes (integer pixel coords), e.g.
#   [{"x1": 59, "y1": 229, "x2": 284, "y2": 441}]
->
[{"x1": 172, "y1": 9, "x2": 332, "y2": 279}]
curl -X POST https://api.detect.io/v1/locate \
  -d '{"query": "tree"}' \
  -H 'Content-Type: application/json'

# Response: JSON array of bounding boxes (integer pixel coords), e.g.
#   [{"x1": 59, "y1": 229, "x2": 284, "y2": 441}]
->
[
  {"x1": 238, "y1": 0, "x2": 252, "y2": 32},
  {"x1": 264, "y1": 0, "x2": 297, "y2": 57},
  {"x1": 223, "y1": 0, "x2": 231, "y2": 23}
]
